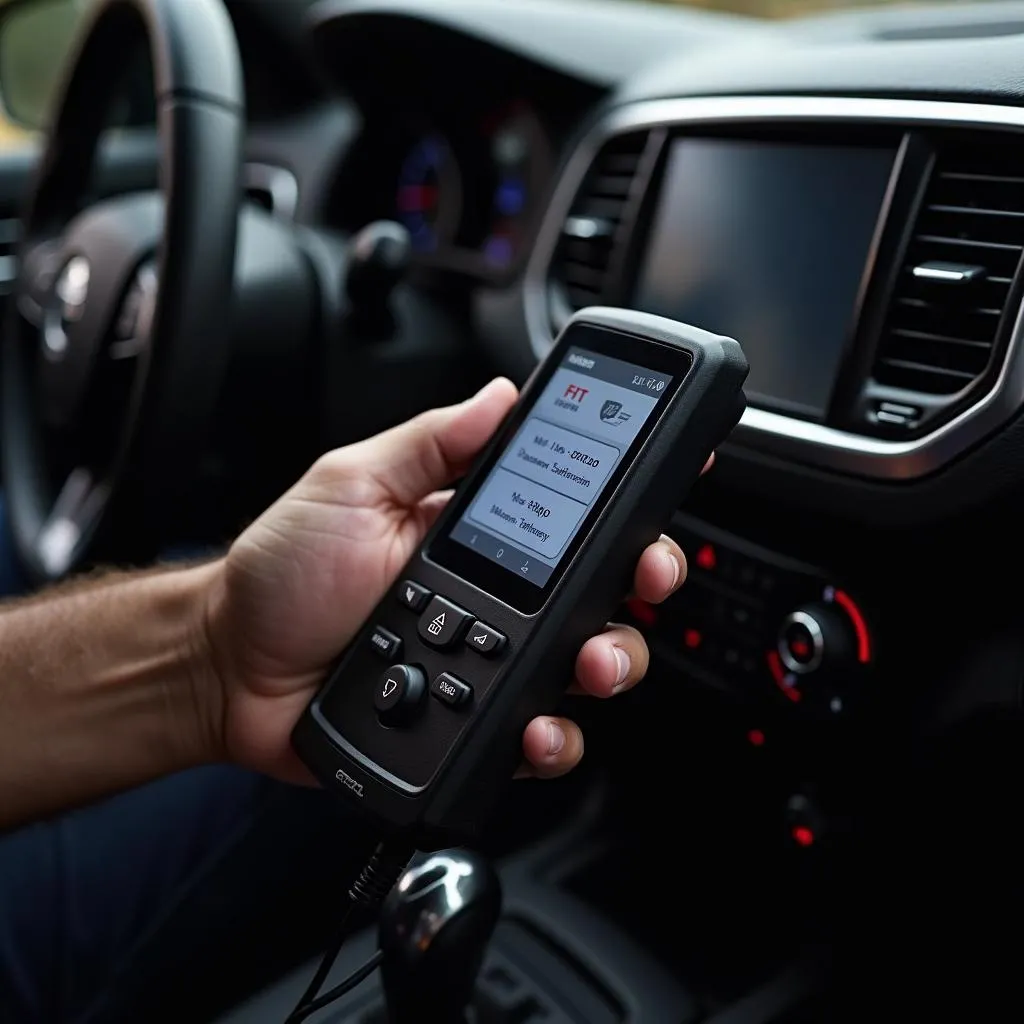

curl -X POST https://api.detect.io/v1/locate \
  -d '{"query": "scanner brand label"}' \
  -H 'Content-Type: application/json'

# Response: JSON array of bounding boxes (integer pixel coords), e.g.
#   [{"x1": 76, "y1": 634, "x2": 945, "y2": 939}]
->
[{"x1": 335, "y1": 768, "x2": 364, "y2": 797}]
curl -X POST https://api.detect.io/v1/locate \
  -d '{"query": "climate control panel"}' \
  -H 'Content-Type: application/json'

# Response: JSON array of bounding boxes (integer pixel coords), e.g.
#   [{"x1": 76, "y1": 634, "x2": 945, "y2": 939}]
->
[{"x1": 625, "y1": 515, "x2": 874, "y2": 716}]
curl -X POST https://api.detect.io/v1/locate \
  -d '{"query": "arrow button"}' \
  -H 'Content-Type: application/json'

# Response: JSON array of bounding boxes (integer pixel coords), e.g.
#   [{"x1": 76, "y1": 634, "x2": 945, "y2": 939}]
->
[
  {"x1": 396, "y1": 579, "x2": 431, "y2": 613},
  {"x1": 464, "y1": 620, "x2": 506, "y2": 658},
  {"x1": 417, "y1": 596, "x2": 472, "y2": 649}
]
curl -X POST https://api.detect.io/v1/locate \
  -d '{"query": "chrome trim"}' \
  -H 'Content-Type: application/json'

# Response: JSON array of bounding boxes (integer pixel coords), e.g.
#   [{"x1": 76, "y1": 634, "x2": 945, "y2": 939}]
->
[
  {"x1": 912, "y1": 260, "x2": 986, "y2": 283},
  {"x1": 779, "y1": 610, "x2": 824, "y2": 675},
  {"x1": 243, "y1": 162, "x2": 299, "y2": 221},
  {"x1": 524, "y1": 95, "x2": 1024, "y2": 481}
]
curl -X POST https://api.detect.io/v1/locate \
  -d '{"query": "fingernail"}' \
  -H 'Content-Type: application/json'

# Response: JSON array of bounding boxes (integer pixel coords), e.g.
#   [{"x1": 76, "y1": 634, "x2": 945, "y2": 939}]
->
[
  {"x1": 546, "y1": 721, "x2": 566, "y2": 756},
  {"x1": 612, "y1": 646, "x2": 631, "y2": 690},
  {"x1": 661, "y1": 544, "x2": 681, "y2": 590}
]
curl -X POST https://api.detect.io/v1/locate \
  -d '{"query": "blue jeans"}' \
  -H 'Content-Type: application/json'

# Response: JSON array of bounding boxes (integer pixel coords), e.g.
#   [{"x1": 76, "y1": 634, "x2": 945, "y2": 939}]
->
[
  {"x1": 0, "y1": 502, "x2": 371, "y2": 1023},
  {"x1": 0, "y1": 768, "x2": 374, "y2": 1023}
]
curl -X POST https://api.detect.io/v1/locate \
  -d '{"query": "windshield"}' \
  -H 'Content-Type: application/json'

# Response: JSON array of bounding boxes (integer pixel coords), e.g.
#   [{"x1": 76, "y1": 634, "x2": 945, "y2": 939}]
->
[
  {"x1": 0, "y1": 0, "x2": 1009, "y2": 146},
  {"x1": 644, "y1": 0, "x2": 997, "y2": 14}
]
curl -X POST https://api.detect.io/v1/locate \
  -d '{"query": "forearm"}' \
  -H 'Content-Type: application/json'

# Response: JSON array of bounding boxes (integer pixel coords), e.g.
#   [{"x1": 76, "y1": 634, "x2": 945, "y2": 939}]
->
[{"x1": 0, "y1": 561, "x2": 222, "y2": 829}]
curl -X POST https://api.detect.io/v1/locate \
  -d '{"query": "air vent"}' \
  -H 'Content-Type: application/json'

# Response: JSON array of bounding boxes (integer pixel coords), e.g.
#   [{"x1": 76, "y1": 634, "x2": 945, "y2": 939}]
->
[
  {"x1": 0, "y1": 218, "x2": 19, "y2": 295},
  {"x1": 872, "y1": 140, "x2": 1024, "y2": 397},
  {"x1": 550, "y1": 131, "x2": 649, "y2": 317}
]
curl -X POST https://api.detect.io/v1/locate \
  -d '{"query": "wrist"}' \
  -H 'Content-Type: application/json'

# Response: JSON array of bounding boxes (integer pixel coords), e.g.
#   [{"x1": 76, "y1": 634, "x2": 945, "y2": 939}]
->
[{"x1": 183, "y1": 558, "x2": 232, "y2": 766}]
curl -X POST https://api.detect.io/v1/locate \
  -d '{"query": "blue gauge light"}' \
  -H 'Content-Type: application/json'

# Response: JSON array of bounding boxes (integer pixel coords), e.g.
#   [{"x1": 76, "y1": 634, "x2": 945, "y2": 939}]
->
[
  {"x1": 484, "y1": 235, "x2": 514, "y2": 268},
  {"x1": 494, "y1": 176, "x2": 527, "y2": 217}
]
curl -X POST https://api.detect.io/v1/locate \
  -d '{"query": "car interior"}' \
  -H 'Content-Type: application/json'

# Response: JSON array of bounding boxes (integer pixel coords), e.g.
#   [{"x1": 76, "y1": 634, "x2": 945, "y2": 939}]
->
[{"x1": 1, "y1": 0, "x2": 1023, "y2": 1020}]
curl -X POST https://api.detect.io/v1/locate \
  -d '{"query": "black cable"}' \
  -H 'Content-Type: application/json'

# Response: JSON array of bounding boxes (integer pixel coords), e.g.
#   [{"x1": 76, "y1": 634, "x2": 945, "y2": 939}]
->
[
  {"x1": 290, "y1": 900, "x2": 359, "y2": 1013},
  {"x1": 284, "y1": 950, "x2": 385, "y2": 1024},
  {"x1": 283, "y1": 836, "x2": 415, "y2": 1024}
]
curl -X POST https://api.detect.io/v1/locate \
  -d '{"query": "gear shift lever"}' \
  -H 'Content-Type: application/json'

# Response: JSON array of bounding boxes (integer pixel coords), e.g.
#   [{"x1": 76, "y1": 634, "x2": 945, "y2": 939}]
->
[
  {"x1": 345, "y1": 220, "x2": 411, "y2": 338},
  {"x1": 378, "y1": 848, "x2": 501, "y2": 1024}
]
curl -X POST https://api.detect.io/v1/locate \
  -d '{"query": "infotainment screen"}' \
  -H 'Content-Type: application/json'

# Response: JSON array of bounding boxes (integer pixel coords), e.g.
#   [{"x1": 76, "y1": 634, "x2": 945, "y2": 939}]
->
[{"x1": 634, "y1": 139, "x2": 896, "y2": 419}]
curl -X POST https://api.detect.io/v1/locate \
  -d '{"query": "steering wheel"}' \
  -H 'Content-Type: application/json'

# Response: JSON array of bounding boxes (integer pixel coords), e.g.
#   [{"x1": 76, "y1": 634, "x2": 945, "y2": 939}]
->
[{"x1": 1, "y1": 0, "x2": 243, "y2": 582}]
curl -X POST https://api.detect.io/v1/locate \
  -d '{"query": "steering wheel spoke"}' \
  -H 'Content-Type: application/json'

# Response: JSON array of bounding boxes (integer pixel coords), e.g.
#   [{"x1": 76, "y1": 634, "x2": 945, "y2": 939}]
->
[
  {"x1": 35, "y1": 468, "x2": 110, "y2": 579},
  {"x1": 15, "y1": 236, "x2": 63, "y2": 327},
  {"x1": 108, "y1": 261, "x2": 157, "y2": 361}
]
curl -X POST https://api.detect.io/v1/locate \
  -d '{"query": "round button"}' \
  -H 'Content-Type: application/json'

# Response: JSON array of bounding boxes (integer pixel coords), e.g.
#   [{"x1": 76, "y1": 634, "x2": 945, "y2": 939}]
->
[
  {"x1": 374, "y1": 664, "x2": 427, "y2": 726},
  {"x1": 779, "y1": 611, "x2": 825, "y2": 674}
]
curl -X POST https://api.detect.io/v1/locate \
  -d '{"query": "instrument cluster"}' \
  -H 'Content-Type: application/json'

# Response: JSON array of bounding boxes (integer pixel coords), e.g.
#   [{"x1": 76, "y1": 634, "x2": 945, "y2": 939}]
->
[{"x1": 330, "y1": 100, "x2": 552, "y2": 282}]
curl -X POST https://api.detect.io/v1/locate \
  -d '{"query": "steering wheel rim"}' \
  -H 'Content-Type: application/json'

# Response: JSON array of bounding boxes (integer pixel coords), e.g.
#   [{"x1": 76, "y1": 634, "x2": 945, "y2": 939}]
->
[{"x1": 1, "y1": 0, "x2": 243, "y2": 582}]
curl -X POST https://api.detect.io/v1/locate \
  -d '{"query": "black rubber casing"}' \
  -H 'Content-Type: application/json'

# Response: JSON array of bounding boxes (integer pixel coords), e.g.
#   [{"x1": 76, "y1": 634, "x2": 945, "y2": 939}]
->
[{"x1": 293, "y1": 307, "x2": 748, "y2": 847}]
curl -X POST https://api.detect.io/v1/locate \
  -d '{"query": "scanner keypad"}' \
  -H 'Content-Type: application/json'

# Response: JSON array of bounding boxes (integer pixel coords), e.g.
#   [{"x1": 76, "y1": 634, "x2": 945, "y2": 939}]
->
[{"x1": 382, "y1": 580, "x2": 508, "y2": 715}]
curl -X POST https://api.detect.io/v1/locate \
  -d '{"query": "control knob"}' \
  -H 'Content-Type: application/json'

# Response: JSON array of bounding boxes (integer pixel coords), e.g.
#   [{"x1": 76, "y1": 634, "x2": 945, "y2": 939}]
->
[
  {"x1": 778, "y1": 602, "x2": 854, "y2": 676},
  {"x1": 774, "y1": 593, "x2": 871, "y2": 712}
]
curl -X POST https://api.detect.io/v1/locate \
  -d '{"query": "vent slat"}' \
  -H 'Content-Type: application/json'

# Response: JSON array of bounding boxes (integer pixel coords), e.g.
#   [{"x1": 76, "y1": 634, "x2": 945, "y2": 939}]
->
[
  {"x1": 896, "y1": 297, "x2": 1002, "y2": 318},
  {"x1": 890, "y1": 327, "x2": 992, "y2": 350},
  {"x1": 915, "y1": 234, "x2": 1023, "y2": 253},
  {"x1": 879, "y1": 357, "x2": 976, "y2": 381},
  {"x1": 940, "y1": 171, "x2": 1024, "y2": 185},
  {"x1": 927, "y1": 204, "x2": 1024, "y2": 219},
  {"x1": 872, "y1": 142, "x2": 1024, "y2": 397},
  {"x1": 550, "y1": 132, "x2": 649, "y2": 317},
  {"x1": 590, "y1": 174, "x2": 636, "y2": 198}
]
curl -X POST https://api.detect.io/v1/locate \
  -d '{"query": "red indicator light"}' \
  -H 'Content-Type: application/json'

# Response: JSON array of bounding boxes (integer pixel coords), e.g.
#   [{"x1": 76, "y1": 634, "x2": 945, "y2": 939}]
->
[
  {"x1": 790, "y1": 639, "x2": 810, "y2": 658},
  {"x1": 833, "y1": 589, "x2": 871, "y2": 664},
  {"x1": 747, "y1": 728, "x2": 765, "y2": 747},
  {"x1": 396, "y1": 185, "x2": 439, "y2": 212},
  {"x1": 683, "y1": 628, "x2": 702, "y2": 650},
  {"x1": 791, "y1": 826, "x2": 815, "y2": 847},
  {"x1": 626, "y1": 597, "x2": 656, "y2": 627},
  {"x1": 695, "y1": 544, "x2": 717, "y2": 571}
]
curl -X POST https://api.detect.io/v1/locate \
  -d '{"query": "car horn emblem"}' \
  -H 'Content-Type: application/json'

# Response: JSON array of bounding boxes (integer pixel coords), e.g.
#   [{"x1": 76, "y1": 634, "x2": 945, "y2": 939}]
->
[{"x1": 55, "y1": 255, "x2": 90, "y2": 324}]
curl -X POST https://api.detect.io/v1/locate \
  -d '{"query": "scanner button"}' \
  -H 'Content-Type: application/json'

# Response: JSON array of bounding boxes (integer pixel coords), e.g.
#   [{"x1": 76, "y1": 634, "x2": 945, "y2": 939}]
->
[
  {"x1": 465, "y1": 621, "x2": 506, "y2": 657},
  {"x1": 368, "y1": 625, "x2": 402, "y2": 661},
  {"x1": 417, "y1": 596, "x2": 472, "y2": 649},
  {"x1": 397, "y1": 580, "x2": 431, "y2": 612},
  {"x1": 431, "y1": 672, "x2": 473, "y2": 708},
  {"x1": 374, "y1": 664, "x2": 426, "y2": 725}
]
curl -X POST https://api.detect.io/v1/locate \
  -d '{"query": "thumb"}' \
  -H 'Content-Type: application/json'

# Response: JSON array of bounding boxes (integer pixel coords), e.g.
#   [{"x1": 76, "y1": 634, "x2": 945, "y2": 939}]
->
[{"x1": 348, "y1": 377, "x2": 518, "y2": 505}]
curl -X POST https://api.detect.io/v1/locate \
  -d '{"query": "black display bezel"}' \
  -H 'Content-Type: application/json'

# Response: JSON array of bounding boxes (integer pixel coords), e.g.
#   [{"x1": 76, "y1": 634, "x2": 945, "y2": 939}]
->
[{"x1": 427, "y1": 323, "x2": 693, "y2": 615}]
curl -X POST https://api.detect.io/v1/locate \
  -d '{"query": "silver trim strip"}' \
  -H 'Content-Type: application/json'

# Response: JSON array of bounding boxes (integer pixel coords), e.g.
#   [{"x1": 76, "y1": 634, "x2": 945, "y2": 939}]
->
[
  {"x1": 243, "y1": 162, "x2": 299, "y2": 221},
  {"x1": 524, "y1": 95, "x2": 1024, "y2": 481}
]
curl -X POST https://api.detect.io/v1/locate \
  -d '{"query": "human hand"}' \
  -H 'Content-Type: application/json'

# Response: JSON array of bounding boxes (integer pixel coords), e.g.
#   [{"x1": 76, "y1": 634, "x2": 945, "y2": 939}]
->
[{"x1": 202, "y1": 379, "x2": 699, "y2": 784}]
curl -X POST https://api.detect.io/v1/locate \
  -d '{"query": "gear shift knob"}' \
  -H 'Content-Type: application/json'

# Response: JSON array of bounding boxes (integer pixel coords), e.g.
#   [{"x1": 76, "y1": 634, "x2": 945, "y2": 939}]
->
[
  {"x1": 378, "y1": 848, "x2": 501, "y2": 1024},
  {"x1": 346, "y1": 220, "x2": 411, "y2": 337}
]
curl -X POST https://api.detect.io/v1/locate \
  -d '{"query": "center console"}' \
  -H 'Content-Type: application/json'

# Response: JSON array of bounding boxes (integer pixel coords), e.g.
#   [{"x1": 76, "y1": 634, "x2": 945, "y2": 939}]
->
[{"x1": 215, "y1": 780, "x2": 823, "y2": 1024}]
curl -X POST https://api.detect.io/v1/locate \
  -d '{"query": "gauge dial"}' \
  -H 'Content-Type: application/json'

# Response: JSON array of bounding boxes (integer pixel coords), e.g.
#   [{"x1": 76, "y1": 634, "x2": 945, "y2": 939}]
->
[
  {"x1": 483, "y1": 105, "x2": 550, "y2": 270},
  {"x1": 395, "y1": 134, "x2": 462, "y2": 253}
]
